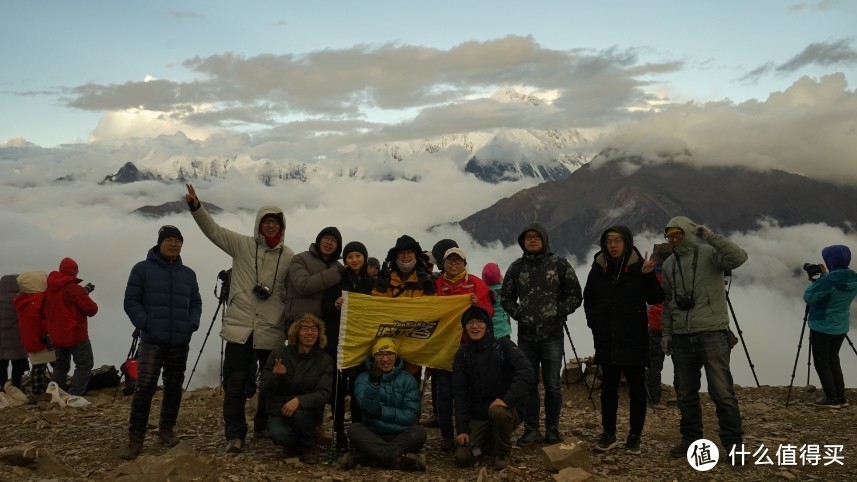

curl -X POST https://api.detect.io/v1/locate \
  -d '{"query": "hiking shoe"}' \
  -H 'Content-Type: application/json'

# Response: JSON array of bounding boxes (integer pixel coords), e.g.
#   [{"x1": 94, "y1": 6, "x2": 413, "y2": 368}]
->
[
  {"x1": 398, "y1": 453, "x2": 427, "y2": 472},
  {"x1": 838, "y1": 398, "x2": 849, "y2": 408},
  {"x1": 670, "y1": 439, "x2": 692, "y2": 458},
  {"x1": 516, "y1": 428, "x2": 544, "y2": 447},
  {"x1": 594, "y1": 432, "x2": 618, "y2": 452},
  {"x1": 545, "y1": 427, "x2": 563, "y2": 444},
  {"x1": 302, "y1": 445, "x2": 320, "y2": 465},
  {"x1": 813, "y1": 396, "x2": 842, "y2": 409},
  {"x1": 120, "y1": 432, "x2": 144, "y2": 460},
  {"x1": 158, "y1": 426, "x2": 180, "y2": 447},
  {"x1": 225, "y1": 438, "x2": 244, "y2": 454},
  {"x1": 624, "y1": 434, "x2": 641, "y2": 455},
  {"x1": 493, "y1": 454, "x2": 511, "y2": 471}
]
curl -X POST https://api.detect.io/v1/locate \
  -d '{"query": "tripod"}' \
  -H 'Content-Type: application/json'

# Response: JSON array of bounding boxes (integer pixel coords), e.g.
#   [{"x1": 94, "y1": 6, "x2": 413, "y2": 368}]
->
[
  {"x1": 185, "y1": 271, "x2": 229, "y2": 390},
  {"x1": 562, "y1": 322, "x2": 597, "y2": 410},
  {"x1": 724, "y1": 273, "x2": 760, "y2": 387}
]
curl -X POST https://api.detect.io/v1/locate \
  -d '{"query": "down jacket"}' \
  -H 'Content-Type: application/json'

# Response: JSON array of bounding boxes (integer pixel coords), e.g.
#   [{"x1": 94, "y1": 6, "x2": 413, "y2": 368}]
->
[
  {"x1": 124, "y1": 247, "x2": 203, "y2": 345},
  {"x1": 191, "y1": 205, "x2": 294, "y2": 351},
  {"x1": 44, "y1": 271, "x2": 98, "y2": 348},
  {"x1": 353, "y1": 356, "x2": 421, "y2": 434},
  {"x1": 0, "y1": 274, "x2": 27, "y2": 360}
]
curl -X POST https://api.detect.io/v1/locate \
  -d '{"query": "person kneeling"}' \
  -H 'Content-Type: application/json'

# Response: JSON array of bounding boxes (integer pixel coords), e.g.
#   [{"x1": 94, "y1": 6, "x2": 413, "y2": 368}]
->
[
  {"x1": 341, "y1": 338, "x2": 427, "y2": 471},
  {"x1": 453, "y1": 307, "x2": 534, "y2": 471},
  {"x1": 259, "y1": 314, "x2": 334, "y2": 464}
]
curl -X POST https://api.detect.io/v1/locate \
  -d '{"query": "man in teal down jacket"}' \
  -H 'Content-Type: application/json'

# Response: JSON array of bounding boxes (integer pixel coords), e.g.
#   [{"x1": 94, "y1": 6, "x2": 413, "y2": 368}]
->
[{"x1": 659, "y1": 216, "x2": 748, "y2": 461}]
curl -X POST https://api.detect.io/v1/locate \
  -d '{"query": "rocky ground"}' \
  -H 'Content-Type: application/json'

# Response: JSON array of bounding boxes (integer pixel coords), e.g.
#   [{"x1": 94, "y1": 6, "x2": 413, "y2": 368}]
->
[{"x1": 2, "y1": 378, "x2": 857, "y2": 481}]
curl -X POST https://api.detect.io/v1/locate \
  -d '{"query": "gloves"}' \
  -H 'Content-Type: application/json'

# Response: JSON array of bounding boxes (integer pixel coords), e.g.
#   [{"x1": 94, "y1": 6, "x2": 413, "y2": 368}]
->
[
  {"x1": 84, "y1": 283, "x2": 95, "y2": 293},
  {"x1": 661, "y1": 335, "x2": 673, "y2": 356},
  {"x1": 689, "y1": 222, "x2": 713, "y2": 238},
  {"x1": 368, "y1": 363, "x2": 383, "y2": 385}
]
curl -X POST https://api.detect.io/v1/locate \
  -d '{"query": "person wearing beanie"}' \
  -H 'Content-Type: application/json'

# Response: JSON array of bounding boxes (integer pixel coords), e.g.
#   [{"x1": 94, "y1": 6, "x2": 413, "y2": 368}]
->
[
  {"x1": 644, "y1": 243, "x2": 673, "y2": 406},
  {"x1": 366, "y1": 257, "x2": 381, "y2": 277},
  {"x1": 320, "y1": 239, "x2": 375, "y2": 452},
  {"x1": 481, "y1": 263, "x2": 512, "y2": 340},
  {"x1": 343, "y1": 337, "x2": 427, "y2": 472},
  {"x1": 184, "y1": 183, "x2": 295, "y2": 453},
  {"x1": 804, "y1": 244, "x2": 857, "y2": 408},
  {"x1": 0, "y1": 274, "x2": 28, "y2": 391},
  {"x1": 452, "y1": 306, "x2": 534, "y2": 471},
  {"x1": 120, "y1": 225, "x2": 202, "y2": 459},
  {"x1": 583, "y1": 226, "x2": 664, "y2": 455},
  {"x1": 659, "y1": 216, "x2": 748, "y2": 459},
  {"x1": 44, "y1": 257, "x2": 98, "y2": 396},
  {"x1": 431, "y1": 239, "x2": 459, "y2": 274},
  {"x1": 501, "y1": 223, "x2": 582, "y2": 447},
  {"x1": 432, "y1": 246, "x2": 495, "y2": 451},
  {"x1": 12, "y1": 271, "x2": 53, "y2": 397}
]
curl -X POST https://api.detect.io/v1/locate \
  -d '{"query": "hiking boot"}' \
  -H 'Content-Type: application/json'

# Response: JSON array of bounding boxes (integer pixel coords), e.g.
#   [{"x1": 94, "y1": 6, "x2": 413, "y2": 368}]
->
[
  {"x1": 158, "y1": 426, "x2": 180, "y2": 447},
  {"x1": 839, "y1": 398, "x2": 850, "y2": 408},
  {"x1": 595, "y1": 432, "x2": 618, "y2": 452},
  {"x1": 302, "y1": 445, "x2": 320, "y2": 465},
  {"x1": 544, "y1": 427, "x2": 563, "y2": 444},
  {"x1": 516, "y1": 428, "x2": 544, "y2": 447},
  {"x1": 624, "y1": 434, "x2": 641, "y2": 455},
  {"x1": 225, "y1": 438, "x2": 244, "y2": 454},
  {"x1": 813, "y1": 396, "x2": 842, "y2": 409},
  {"x1": 398, "y1": 453, "x2": 427, "y2": 472},
  {"x1": 120, "y1": 432, "x2": 144, "y2": 460},
  {"x1": 670, "y1": 439, "x2": 692, "y2": 458},
  {"x1": 493, "y1": 454, "x2": 511, "y2": 471}
]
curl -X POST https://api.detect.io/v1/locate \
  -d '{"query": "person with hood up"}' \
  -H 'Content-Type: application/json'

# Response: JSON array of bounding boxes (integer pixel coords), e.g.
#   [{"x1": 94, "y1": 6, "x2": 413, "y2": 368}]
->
[
  {"x1": 481, "y1": 262, "x2": 512, "y2": 340},
  {"x1": 341, "y1": 337, "x2": 427, "y2": 472},
  {"x1": 0, "y1": 274, "x2": 28, "y2": 391},
  {"x1": 804, "y1": 245, "x2": 857, "y2": 408},
  {"x1": 452, "y1": 306, "x2": 534, "y2": 471},
  {"x1": 501, "y1": 223, "x2": 582, "y2": 446},
  {"x1": 284, "y1": 226, "x2": 345, "y2": 325},
  {"x1": 659, "y1": 216, "x2": 748, "y2": 459},
  {"x1": 44, "y1": 257, "x2": 98, "y2": 396},
  {"x1": 12, "y1": 271, "x2": 54, "y2": 396},
  {"x1": 120, "y1": 225, "x2": 202, "y2": 459},
  {"x1": 185, "y1": 183, "x2": 295, "y2": 453},
  {"x1": 583, "y1": 227, "x2": 664, "y2": 455},
  {"x1": 321, "y1": 240, "x2": 376, "y2": 452},
  {"x1": 259, "y1": 314, "x2": 334, "y2": 464},
  {"x1": 372, "y1": 235, "x2": 435, "y2": 299}
]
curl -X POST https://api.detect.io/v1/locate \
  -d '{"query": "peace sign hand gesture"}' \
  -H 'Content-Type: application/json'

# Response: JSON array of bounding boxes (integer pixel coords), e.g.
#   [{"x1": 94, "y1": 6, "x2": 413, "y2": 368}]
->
[{"x1": 185, "y1": 183, "x2": 201, "y2": 211}]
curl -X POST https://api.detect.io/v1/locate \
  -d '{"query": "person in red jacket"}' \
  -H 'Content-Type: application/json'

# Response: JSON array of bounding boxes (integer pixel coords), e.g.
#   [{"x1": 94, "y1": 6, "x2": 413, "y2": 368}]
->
[
  {"x1": 44, "y1": 257, "x2": 98, "y2": 395},
  {"x1": 12, "y1": 271, "x2": 55, "y2": 395}
]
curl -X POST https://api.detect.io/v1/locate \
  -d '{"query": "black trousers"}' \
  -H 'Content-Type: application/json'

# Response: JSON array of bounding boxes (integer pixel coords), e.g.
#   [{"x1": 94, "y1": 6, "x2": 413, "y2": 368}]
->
[
  {"x1": 128, "y1": 342, "x2": 189, "y2": 434},
  {"x1": 222, "y1": 335, "x2": 270, "y2": 441},
  {"x1": 599, "y1": 364, "x2": 647, "y2": 437},
  {"x1": 0, "y1": 358, "x2": 29, "y2": 389}
]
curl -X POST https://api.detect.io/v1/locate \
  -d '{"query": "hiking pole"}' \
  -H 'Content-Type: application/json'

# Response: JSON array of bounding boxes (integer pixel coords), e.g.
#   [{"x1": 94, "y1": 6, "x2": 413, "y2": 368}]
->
[
  {"x1": 845, "y1": 335, "x2": 857, "y2": 359},
  {"x1": 725, "y1": 274, "x2": 760, "y2": 387},
  {"x1": 785, "y1": 305, "x2": 811, "y2": 407},
  {"x1": 185, "y1": 271, "x2": 229, "y2": 390},
  {"x1": 562, "y1": 322, "x2": 596, "y2": 410}
]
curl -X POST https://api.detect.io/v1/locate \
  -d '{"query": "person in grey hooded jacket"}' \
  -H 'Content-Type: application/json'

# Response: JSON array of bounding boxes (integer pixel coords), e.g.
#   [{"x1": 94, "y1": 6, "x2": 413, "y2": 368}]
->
[
  {"x1": 659, "y1": 216, "x2": 747, "y2": 460},
  {"x1": 185, "y1": 183, "x2": 295, "y2": 453}
]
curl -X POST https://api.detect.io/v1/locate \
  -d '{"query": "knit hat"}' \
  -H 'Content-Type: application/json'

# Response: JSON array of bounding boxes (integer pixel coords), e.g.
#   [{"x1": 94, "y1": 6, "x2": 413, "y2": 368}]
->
[
  {"x1": 822, "y1": 245, "x2": 851, "y2": 271},
  {"x1": 443, "y1": 247, "x2": 466, "y2": 263},
  {"x1": 481, "y1": 263, "x2": 502, "y2": 286},
  {"x1": 59, "y1": 257, "x2": 79, "y2": 277},
  {"x1": 460, "y1": 306, "x2": 492, "y2": 329},
  {"x1": 386, "y1": 235, "x2": 424, "y2": 262},
  {"x1": 342, "y1": 241, "x2": 368, "y2": 260},
  {"x1": 367, "y1": 257, "x2": 381, "y2": 269},
  {"x1": 157, "y1": 225, "x2": 184, "y2": 247},
  {"x1": 431, "y1": 239, "x2": 459, "y2": 269},
  {"x1": 372, "y1": 337, "x2": 398, "y2": 356}
]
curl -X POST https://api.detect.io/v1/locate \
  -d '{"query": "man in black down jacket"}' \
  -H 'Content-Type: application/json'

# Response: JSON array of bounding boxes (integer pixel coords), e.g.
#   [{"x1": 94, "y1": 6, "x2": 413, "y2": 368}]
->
[
  {"x1": 452, "y1": 306, "x2": 534, "y2": 471},
  {"x1": 583, "y1": 226, "x2": 663, "y2": 455}
]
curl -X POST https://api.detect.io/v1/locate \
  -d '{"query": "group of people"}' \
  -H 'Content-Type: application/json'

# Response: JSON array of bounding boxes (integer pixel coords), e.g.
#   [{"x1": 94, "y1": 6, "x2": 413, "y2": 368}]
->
[{"x1": 3, "y1": 181, "x2": 855, "y2": 474}]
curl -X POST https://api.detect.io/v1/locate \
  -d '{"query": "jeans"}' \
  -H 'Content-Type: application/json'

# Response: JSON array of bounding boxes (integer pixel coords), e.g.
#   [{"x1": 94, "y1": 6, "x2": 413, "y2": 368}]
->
[
  {"x1": 347, "y1": 423, "x2": 426, "y2": 467},
  {"x1": 222, "y1": 336, "x2": 270, "y2": 441},
  {"x1": 600, "y1": 365, "x2": 647, "y2": 436},
  {"x1": 128, "y1": 342, "x2": 190, "y2": 434},
  {"x1": 518, "y1": 337, "x2": 563, "y2": 431},
  {"x1": 646, "y1": 328, "x2": 665, "y2": 404},
  {"x1": 268, "y1": 407, "x2": 319, "y2": 449},
  {"x1": 672, "y1": 331, "x2": 743, "y2": 446},
  {"x1": 810, "y1": 330, "x2": 846, "y2": 401},
  {"x1": 54, "y1": 341, "x2": 94, "y2": 395}
]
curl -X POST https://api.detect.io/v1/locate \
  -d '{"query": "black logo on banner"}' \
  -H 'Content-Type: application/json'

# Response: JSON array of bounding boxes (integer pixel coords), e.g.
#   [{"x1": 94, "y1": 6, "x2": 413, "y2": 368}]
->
[{"x1": 375, "y1": 320, "x2": 439, "y2": 340}]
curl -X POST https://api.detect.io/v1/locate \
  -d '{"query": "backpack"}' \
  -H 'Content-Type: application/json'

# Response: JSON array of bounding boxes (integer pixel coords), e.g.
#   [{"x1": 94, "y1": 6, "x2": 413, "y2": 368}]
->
[{"x1": 87, "y1": 365, "x2": 121, "y2": 390}]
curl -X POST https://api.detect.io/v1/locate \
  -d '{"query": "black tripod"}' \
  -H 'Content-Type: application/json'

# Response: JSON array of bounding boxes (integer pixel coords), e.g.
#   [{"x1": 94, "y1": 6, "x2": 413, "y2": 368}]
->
[
  {"x1": 185, "y1": 270, "x2": 230, "y2": 391},
  {"x1": 562, "y1": 322, "x2": 597, "y2": 410},
  {"x1": 724, "y1": 272, "x2": 760, "y2": 387}
]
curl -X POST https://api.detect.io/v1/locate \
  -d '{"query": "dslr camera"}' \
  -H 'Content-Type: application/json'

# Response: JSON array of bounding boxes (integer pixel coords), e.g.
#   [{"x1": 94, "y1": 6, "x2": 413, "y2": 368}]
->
[
  {"x1": 675, "y1": 293, "x2": 695, "y2": 310},
  {"x1": 84, "y1": 282, "x2": 95, "y2": 293},
  {"x1": 803, "y1": 263, "x2": 822, "y2": 281},
  {"x1": 253, "y1": 283, "x2": 272, "y2": 301}
]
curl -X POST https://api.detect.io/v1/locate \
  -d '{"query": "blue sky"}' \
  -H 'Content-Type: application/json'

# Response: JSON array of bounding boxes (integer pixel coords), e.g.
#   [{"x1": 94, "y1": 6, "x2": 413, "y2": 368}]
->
[{"x1": 2, "y1": 0, "x2": 855, "y2": 149}]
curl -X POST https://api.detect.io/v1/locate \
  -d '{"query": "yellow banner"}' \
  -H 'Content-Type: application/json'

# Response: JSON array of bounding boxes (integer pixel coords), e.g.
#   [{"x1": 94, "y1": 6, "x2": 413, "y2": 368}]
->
[{"x1": 338, "y1": 292, "x2": 470, "y2": 371}]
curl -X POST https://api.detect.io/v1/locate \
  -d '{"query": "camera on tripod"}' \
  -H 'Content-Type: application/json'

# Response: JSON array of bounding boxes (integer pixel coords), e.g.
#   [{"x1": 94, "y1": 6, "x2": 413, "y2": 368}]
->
[
  {"x1": 253, "y1": 283, "x2": 272, "y2": 301},
  {"x1": 217, "y1": 269, "x2": 232, "y2": 303},
  {"x1": 675, "y1": 293, "x2": 695, "y2": 310},
  {"x1": 802, "y1": 263, "x2": 823, "y2": 281}
]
